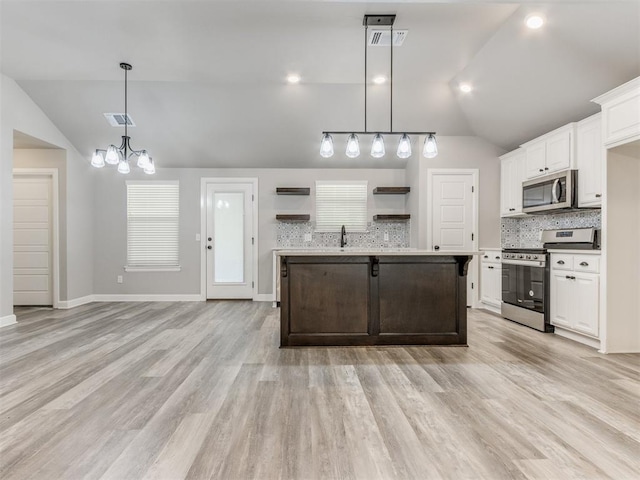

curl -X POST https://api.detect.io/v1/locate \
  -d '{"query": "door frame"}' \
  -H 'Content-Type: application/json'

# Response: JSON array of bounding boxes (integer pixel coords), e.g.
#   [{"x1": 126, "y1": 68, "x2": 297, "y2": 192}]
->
[
  {"x1": 199, "y1": 177, "x2": 258, "y2": 301},
  {"x1": 425, "y1": 168, "x2": 479, "y2": 308},
  {"x1": 12, "y1": 168, "x2": 60, "y2": 309}
]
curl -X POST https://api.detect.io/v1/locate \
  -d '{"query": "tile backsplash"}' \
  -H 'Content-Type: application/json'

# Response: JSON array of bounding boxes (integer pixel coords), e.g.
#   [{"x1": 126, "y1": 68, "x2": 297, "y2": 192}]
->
[
  {"x1": 277, "y1": 221, "x2": 410, "y2": 249},
  {"x1": 501, "y1": 210, "x2": 601, "y2": 248}
]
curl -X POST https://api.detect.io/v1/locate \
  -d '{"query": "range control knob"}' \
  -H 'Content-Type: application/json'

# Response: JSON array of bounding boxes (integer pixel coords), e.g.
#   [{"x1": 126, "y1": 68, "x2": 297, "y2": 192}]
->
[{"x1": 526, "y1": 255, "x2": 531, "y2": 259}]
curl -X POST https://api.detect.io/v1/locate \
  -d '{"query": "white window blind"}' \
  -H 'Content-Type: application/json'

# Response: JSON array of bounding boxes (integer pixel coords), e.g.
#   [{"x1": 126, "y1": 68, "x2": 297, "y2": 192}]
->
[
  {"x1": 315, "y1": 181, "x2": 368, "y2": 232},
  {"x1": 127, "y1": 181, "x2": 179, "y2": 268}
]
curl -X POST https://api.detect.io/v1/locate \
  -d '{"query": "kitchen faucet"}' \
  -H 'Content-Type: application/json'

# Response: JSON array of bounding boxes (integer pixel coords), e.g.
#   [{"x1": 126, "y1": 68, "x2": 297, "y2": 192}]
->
[{"x1": 340, "y1": 225, "x2": 347, "y2": 248}]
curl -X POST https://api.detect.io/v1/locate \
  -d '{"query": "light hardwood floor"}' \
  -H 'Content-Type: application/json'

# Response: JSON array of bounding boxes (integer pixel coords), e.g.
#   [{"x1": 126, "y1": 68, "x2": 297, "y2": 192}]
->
[{"x1": 0, "y1": 301, "x2": 638, "y2": 480}]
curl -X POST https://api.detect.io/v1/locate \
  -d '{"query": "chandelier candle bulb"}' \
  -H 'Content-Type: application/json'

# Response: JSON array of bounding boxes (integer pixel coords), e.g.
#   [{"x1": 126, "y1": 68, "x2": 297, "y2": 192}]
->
[
  {"x1": 137, "y1": 150, "x2": 150, "y2": 168},
  {"x1": 117, "y1": 159, "x2": 131, "y2": 174},
  {"x1": 105, "y1": 145, "x2": 119, "y2": 165},
  {"x1": 143, "y1": 158, "x2": 155, "y2": 175}
]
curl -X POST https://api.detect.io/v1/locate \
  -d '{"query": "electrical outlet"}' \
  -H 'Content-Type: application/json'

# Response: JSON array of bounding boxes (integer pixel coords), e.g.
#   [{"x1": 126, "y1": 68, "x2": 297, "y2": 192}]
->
[
  {"x1": 117, "y1": 275, "x2": 123, "y2": 284},
  {"x1": 195, "y1": 233, "x2": 201, "y2": 241},
  {"x1": 384, "y1": 232, "x2": 389, "y2": 242},
  {"x1": 304, "y1": 233, "x2": 312, "y2": 242}
]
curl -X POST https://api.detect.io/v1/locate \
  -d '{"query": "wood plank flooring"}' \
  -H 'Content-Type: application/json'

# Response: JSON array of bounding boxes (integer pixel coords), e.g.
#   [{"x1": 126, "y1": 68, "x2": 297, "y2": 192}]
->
[{"x1": 0, "y1": 301, "x2": 638, "y2": 479}]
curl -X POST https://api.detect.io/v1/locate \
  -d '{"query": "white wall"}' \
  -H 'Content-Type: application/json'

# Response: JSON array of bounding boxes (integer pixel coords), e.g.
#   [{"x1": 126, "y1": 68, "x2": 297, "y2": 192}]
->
[
  {"x1": 0, "y1": 76, "x2": 95, "y2": 319},
  {"x1": 93, "y1": 168, "x2": 407, "y2": 296}
]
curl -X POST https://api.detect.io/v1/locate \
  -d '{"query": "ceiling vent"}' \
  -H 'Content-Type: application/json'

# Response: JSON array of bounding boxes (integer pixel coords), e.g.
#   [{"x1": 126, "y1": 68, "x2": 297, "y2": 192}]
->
[
  {"x1": 368, "y1": 30, "x2": 408, "y2": 47},
  {"x1": 103, "y1": 113, "x2": 135, "y2": 127}
]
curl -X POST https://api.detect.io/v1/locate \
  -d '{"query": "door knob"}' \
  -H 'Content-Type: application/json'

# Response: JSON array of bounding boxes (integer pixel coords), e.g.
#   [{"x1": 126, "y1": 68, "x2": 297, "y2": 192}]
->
[{"x1": 207, "y1": 245, "x2": 212, "y2": 250}]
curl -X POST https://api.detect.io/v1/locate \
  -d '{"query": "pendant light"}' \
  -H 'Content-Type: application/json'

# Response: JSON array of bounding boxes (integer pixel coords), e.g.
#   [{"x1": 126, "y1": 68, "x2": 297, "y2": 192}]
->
[
  {"x1": 321, "y1": 15, "x2": 437, "y2": 160},
  {"x1": 371, "y1": 133, "x2": 385, "y2": 158},
  {"x1": 92, "y1": 63, "x2": 155, "y2": 174},
  {"x1": 346, "y1": 134, "x2": 360, "y2": 158},
  {"x1": 320, "y1": 133, "x2": 334, "y2": 158},
  {"x1": 397, "y1": 133, "x2": 412, "y2": 159},
  {"x1": 423, "y1": 133, "x2": 438, "y2": 158}
]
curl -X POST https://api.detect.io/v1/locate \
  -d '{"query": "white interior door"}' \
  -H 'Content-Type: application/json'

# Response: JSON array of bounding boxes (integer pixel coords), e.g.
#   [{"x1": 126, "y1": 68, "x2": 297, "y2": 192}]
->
[
  {"x1": 428, "y1": 170, "x2": 478, "y2": 306},
  {"x1": 13, "y1": 176, "x2": 53, "y2": 306},
  {"x1": 206, "y1": 183, "x2": 254, "y2": 299}
]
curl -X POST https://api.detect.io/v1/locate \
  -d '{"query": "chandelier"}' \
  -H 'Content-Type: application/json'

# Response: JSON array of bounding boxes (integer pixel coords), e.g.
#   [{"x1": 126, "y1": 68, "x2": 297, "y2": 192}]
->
[
  {"x1": 320, "y1": 15, "x2": 438, "y2": 160},
  {"x1": 91, "y1": 62, "x2": 155, "y2": 174}
]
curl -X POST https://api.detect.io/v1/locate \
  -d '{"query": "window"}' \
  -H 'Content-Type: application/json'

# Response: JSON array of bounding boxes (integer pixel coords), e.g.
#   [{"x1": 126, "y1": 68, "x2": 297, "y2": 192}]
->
[
  {"x1": 315, "y1": 180, "x2": 368, "y2": 232},
  {"x1": 126, "y1": 181, "x2": 180, "y2": 271}
]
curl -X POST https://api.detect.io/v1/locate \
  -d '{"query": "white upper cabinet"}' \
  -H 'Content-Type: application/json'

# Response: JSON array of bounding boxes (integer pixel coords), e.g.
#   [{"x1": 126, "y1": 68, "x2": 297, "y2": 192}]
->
[
  {"x1": 500, "y1": 149, "x2": 525, "y2": 217},
  {"x1": 592, "y1": 76, "x2": 640, "y2": 148},
  {"x1": 576, "y1": 113, "x2": 603, "y2": 207},
  {"x1": 523, "y1": 124, "x2": 575, "y2": 180}
]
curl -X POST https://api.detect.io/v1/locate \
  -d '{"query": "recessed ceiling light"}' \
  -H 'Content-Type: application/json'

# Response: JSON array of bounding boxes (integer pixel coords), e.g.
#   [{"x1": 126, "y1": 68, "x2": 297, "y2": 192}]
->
[
  {"x1": 373, "y1": 75, "x2": 387, "y2": 85},
  {"x1": 525, "y1": 14, "x2": 545, "y2": 29},
  {"x1": 459, "y1": 83, "x2": 473, "y2": 93},
  {"x1": 287, "y1": 74, "x2": 301, "y2": 84}
]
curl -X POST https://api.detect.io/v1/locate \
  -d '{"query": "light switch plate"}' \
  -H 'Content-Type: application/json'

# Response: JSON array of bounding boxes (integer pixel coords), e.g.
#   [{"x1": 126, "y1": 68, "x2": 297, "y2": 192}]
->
[
  {"x1": 304, "y1": 233, "x2": 312, "y2": 242},
  {"x1": 195, "y1": 233, "x2": 201, "y2": 241},
  {"x1": 117, "y1": 275, "x2": 123, "y2": 284}
]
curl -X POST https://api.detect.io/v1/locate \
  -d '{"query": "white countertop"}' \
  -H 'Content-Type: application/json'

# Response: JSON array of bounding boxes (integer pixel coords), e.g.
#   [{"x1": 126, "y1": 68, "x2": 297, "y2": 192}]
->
[
  {"x1": 548, "y1": 249, "x2": 601, "y2": 255},
  {"x1": 276, "y1": 249, "x2": 480, "y2": 257},
  {"x1": 480, "y1": 247, "x2": 502, "y2": 251}
]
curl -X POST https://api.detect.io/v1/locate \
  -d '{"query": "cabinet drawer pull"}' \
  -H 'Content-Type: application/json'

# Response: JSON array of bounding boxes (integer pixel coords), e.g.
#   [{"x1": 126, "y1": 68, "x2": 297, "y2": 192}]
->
[
  {"x1": 495, "y1": 256, "x2": 500, "y2": 260},
  {"x1": 565, "y1": 275, "x2": 576, "y2": 280},
  {"x1": 595, "y1": 194, "x2": 602, "y2": 198},
  {"x1": 488, "y1": 266, "x2": 494, "y2": 269},
  {"x1": 545, "y1": 167, "x2": 549, "y2": 170},
  {"x1": 539, "y1": 168, "x2": 544, "y2": 172},
  {"x1": 579, "y1": 261, "x2": 589, "y2": 267},
  {"x1": 484, "y1": 255, "x2": 488, "y2": 258},
  {"x1": 557, "y1": 260, "x2": 565, "y2": 265}
]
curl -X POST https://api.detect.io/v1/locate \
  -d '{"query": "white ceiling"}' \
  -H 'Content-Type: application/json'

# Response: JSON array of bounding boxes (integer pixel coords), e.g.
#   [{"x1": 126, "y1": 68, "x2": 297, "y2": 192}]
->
[{"x1": 2, "y1": 1, "x2": 639, "y2": 168}]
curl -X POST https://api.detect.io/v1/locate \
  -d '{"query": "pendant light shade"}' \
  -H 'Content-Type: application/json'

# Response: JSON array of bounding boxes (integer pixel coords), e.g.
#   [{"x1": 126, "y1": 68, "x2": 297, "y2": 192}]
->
[
  {"x1": 370, "y1": 134, "x2": 385, "y2": 158},
  {"x1": 346, "y1": 134, "x2": 360, "y2": 158},
  {"x1": 105, "y1": 145, "x2": 119, "y2": 165},
  {"x1": 137, "y1": 150, "x2": 150, "y2": 168},
  {"x1": 91, "y1": 151, "x2": 105, "y2": 168},
  {"x1": 143, "y1": 158, "x2": 155, "y2": 175},
  {"x1": 117, "y1": 158, "x2": 131, "y2": 174},
  {"x1": 319, "y1": 133, "x2": 334, "y2": 158},
  {"x1": 423, "y1": 133, "x2": 438, "y2": 158},
  {"x1": 396, "y1": 134, "x2": 412, "y2": 159}
]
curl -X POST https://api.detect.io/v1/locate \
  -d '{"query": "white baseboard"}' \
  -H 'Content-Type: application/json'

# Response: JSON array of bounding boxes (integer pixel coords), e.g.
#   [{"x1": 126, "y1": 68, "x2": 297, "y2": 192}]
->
[
  {"x1": 479, "y1": 302, "x2": 501, "y2": 315},
  {"x1": 92, "y1": 294, "x2": 204, "y2": 302},
  {"x1": 58, "y1": 295, "x2": 95, "y2": 309},
  {"x1": 0, "y1": 314, "x2": 17, "y2": 328},
  {"x1": 253, "y1": 294, "x2": 274, "y2": 302},
  {"x1": 553, "y1": 326, "x2": 601, "y2": 350}
]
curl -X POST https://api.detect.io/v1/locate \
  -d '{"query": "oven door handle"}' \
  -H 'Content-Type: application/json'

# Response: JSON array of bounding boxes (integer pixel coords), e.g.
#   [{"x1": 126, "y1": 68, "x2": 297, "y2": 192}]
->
[{"x1": 502, "y1": 259, "x2": 546, "y2": 267}]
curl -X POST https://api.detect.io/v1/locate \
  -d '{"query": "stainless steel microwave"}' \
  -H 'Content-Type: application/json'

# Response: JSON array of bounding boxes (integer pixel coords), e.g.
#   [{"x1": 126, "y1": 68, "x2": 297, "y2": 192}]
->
[{"x1": 522, "y1": 170, "x2": 578, "y2": 214}]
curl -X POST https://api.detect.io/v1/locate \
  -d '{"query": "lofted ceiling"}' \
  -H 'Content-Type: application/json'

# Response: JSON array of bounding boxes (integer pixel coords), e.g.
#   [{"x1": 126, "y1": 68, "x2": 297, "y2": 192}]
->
[{"x1": 2, "y1": 0, "x2": 639, "y2": 168}]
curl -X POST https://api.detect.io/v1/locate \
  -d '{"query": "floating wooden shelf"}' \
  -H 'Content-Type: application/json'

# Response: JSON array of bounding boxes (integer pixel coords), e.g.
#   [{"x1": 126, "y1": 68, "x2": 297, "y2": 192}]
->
[
  {"x1": 373, "y1": 187, "x2": 411, "y2": 195},
  {"x1": 276, "y1": 214, "x2": 310, "y2": 221},
  {"x1": 373, "y1": 214, "x2": 410, "y2": 221},
  {"x1": 276, "y1": 187, "x2": 310, "y2": 195}
]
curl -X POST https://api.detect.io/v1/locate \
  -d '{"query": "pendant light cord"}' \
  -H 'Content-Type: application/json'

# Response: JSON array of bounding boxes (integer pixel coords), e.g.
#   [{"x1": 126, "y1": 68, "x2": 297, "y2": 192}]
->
[
  {"x1": 364, "y1": 24, "x2": 368, "y2": 133},
  {"x1": 390, "y1": 25, "x2": 393, "y2": 133},
  {"x1": 124, "y1": 66, "x2": 128, "y2": 157}
]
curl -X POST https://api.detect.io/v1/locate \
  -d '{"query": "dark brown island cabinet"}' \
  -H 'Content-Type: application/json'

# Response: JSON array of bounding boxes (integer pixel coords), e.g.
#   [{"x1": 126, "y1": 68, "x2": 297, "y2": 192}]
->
[{"x1": 278, "y1": 252, "x2": 474, "y2": 347}]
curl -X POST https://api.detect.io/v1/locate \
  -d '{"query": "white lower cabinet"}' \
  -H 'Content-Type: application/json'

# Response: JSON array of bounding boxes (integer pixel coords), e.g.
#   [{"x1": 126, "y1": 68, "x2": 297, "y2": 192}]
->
[
  {"x1": 480, "y1": 251, "x2": 502, "y2": 311},
  {"x1": 550, "y1": 253, "x2": 600, "y2": 338}
]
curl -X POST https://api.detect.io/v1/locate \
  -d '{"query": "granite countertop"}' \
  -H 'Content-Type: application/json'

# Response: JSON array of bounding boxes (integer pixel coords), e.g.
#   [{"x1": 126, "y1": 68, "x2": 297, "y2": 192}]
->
[{"x1": 547, "y1": 249, "x2": 601, "y2": 255}]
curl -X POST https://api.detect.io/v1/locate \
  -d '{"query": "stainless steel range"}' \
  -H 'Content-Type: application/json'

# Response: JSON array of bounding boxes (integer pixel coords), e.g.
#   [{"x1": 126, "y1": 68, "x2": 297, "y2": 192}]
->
[
  {"x1": 501, "y1": 227, "x2": 600, "y2": 332},
  {"x1": 501, "y1": 248, "x2": 551, "y2": 332}
]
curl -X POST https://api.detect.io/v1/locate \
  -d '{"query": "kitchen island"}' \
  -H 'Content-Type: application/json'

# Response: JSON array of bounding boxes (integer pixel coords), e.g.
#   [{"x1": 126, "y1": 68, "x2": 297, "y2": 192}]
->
[{"x1": 278, "y1": 250, "x2": 476, "y2": 347}]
